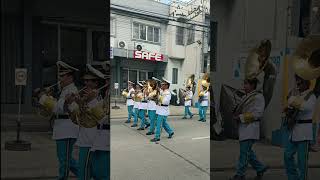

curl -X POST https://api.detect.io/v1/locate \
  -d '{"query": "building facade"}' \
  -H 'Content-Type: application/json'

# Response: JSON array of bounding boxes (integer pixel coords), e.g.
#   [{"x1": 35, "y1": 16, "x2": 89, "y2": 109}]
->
[
  {"x1": 110, "y1": 0, "x2": 210, "y2": 100},
  {"x1": 212, "y1": 0, "x2": 319, "y2": 140},
  {"x1": 1, "y1": 0, "x2": 107, "y2": 113}
]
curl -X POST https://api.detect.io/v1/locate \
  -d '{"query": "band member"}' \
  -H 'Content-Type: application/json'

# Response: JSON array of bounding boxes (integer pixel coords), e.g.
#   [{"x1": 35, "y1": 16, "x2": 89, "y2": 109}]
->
[
  {"x1": 39, "y1": 61, "x2": 79, "y2": 179},
  {"x1": 146, "y1": 79, "x2": 158, "y2": 135},
  {"x1": 65, "y1": 64, "x2": 107, "y2": 180},
  {"x1": 89, "y1": 65, "x2": 110, "y2": 180},
  {"x1": 122, "y1": 81, "x2": 135, "y2": 123},
  {"x1": 284, "y1": 74, "x2": 316, "y2": 180},
  {"x1": 151, "y1": 78, "x2": 174, "y2": 142},
  {"x1": 182, "y1": 85, "x2": 194, "y2": 119},
  {"x1": 256, "y1": 40, "x2": 277, "y2": 108},
  {"x1": 230, "y1": 78, "x2": 268, "y2": 180},
  {"x1": 137, "y1": 81, "x2": 150, "y2": 130},
  {"x1": 198, "y1": 75, "x2": 210, "y2": 122},
  {"x1": 131, "y1": 82, "x2": 142, "y2": 127}
]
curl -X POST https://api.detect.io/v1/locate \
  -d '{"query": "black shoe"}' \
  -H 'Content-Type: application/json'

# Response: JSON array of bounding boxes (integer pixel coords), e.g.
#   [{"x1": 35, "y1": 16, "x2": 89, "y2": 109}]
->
[
  {"x1": 150, "y1": 138, "x2": 160, "y2": 142},
  {"x1": 190, "y1": 114, "x2": 193, "y2": 119},
  {"x1": 202, "y1": 120, "x2": 206, "y2": 122},
  {"x1": 137, "y1": 127, "x2": 145, "y2": 130},
  {"x1": 168, "y1": 132, "x2": 174, "y2": 139},
  {"x1": 125, "y1": 120, "x2": 131, "y2": 123},
  {"x1": 198, "y1": 119, "x2": 202, "y2": 121},
  {"x1": 229, "y1": 175, "x2": 245, "y2": 180},
  {"x1": 145, "y1": 123, "x2": 150, "y2": 129},
  {"x1": 182, "y1": 117, "x2": 187, "y2": 119},
  {"x1": 146, "y1": 132, "x2": 154, "y2": 135},
  {"x1": 255, "y1": 166, "x2": 269, "y2": 180},
  {"x1": 131, "y1": 124, "x2": 137, "y2": 127}
]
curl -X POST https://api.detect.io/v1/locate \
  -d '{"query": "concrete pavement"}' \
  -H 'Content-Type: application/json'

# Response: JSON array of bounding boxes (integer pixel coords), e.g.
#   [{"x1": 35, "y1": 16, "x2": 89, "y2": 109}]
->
[{"x1": 111, "y1": 115, "x2": 211, "y2": 180}]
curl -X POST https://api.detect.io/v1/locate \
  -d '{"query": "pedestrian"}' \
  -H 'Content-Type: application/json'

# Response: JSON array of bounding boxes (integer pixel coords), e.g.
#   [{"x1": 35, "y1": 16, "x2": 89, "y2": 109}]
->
[
  {"x1": 230, "y1": 78, "x2": 268, "y2": 180},
  {"x1": 146, "y1": 79, "x2": 158, "y2": 135},
  {"x1": 182, "y1": 85, "x2": 193, "y2": 119},
  {"x1": 39, "y1": 61, "x2": 80, "y2": 179},
  {"x1": 123, "y1": 81, "x2": 135, "y2": 123},
  {"x1": 137, "y1": 81, "x2": 150, "y2": 130},
  {"x1": 131, "y1": 83, "x2": 142, "y2": 128},
  {"x1": 284, "y1": 74, "x2": 316, "y2": 180},
  {"x1": 151, "y1": 78, "x2": 174, "y2": 142},
  {"x1": 198, "y1": 76, "x2": 210, "y2": 122}
]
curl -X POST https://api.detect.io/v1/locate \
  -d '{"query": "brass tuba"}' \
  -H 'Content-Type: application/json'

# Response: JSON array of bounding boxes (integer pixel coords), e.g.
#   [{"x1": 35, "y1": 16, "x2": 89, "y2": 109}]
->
[
  {"x1": 291, "y1": 35, "x2": 320, "y2": 80},
  {"x1": 198, "y1": 73, "x2": 210, "y2": 102},
  {"x1": 245, "y1": 40, "x2": 272, "y2": 80}
]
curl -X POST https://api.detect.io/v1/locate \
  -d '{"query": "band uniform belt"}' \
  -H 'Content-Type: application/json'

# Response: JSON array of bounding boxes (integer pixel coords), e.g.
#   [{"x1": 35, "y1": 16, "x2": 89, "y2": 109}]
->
[
  {"x1": 127, "y1": 98, "x2": 132, "y2": 99},
  {"x1": 142, "y1": 100, "x2": 147, "y2": 103},
  {"x1": 97, "y1": 124, "x2": 110, "y2": 130},
  {"x1": 55, "y1": 114, "x2": 69, "y2": 119},
  {"x1": 297, "y1": 119, "x2": 312, "y2": 124},
  {"x1": 160, "y1": 104, "x2": 168, "y2": 107}
]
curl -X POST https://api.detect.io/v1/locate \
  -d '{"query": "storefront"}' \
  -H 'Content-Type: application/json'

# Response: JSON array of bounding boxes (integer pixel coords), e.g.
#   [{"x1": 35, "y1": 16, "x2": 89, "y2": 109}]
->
[{"x1": 110, "y1": 49, "x2": 167, "y2": 96}]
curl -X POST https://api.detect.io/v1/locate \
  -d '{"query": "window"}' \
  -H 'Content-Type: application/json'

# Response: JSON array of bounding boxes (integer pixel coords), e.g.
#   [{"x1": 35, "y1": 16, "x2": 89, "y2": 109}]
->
[
  {"x1": 132, "y1": 22, "x2": 160, "y2": 43},
  {"x1": 139, "y1": 71, "x2": 146, "y2": 81},
  {"x1": 147, "y1": 26, "x2": 154, "y2": 42},
  {"x1": 187, "y1": 25, "x2": 195, "y2": 45},
  {"x1": 110, "y1": 19, "x2": 116, "y2": 36},
  {"x1": 172, "y1": 68, "x2": 178, "y2": 84},
  {"x1": 92, "y1": 31, "x2": 107, "y2": 61},
  {"x1": 140, "y1": 24, "x2": 146, "y2": 40},
  {"x1": 176, "y1": 26, "x2": 184, "y2": 45},
  {"x1": 154, "y1": 27, "x2": 160, "y2": 43},
  {"x1": 133, "y1": 22, "x2": 139, "y2": 39},
  {"x1": 147, "y1": 72, "x2": 154, "y2": 79}
]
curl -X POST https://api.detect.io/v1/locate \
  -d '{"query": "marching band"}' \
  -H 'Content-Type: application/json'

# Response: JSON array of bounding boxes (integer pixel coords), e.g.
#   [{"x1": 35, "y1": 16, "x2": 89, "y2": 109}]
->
[{"x1": 33, "y1": 61, "x2": 110, "y2": 180}]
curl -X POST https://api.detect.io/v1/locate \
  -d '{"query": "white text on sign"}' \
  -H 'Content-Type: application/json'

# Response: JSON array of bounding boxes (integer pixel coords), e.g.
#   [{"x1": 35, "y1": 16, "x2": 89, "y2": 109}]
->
[{"x1": 134, "y1": 51, "x2": 164, "y2": 61}]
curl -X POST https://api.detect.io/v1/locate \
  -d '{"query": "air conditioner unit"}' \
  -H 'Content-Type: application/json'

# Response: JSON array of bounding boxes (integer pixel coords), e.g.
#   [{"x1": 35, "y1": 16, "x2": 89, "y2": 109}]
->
[
  {"x1": 134, "y1": 42, "x2": 160, "y2": 53},
  {"x1": 118, "y1": 40, "x2": 127, "y2": 49}
]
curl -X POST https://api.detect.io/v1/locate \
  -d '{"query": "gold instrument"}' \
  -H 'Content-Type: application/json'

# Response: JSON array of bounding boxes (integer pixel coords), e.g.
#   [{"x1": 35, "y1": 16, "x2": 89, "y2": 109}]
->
[
  {"x1": 68, "y1": 84, "x2": 108, "y2": 128},
  {"x1": 245, "y1": 40, "x2": 272, "y2": 80},
  {"x1": 198, "y1": 73, "x2": 210, "y2": 97},
  {"x1": 122, "y1": 88, "x2": 129, "y2": 97},
  {"x1": 33, "y1": 82, "x2": 60, "y2": 117},
  {"x1": 291, "y1": 35, "x2": 320, "y2": 80},
  {"x1": 180, "y1": 74, "x2": 195, "y2": 98},
  {"x1": 147, "y1": 79, "x2": 159, "y2": 102}
]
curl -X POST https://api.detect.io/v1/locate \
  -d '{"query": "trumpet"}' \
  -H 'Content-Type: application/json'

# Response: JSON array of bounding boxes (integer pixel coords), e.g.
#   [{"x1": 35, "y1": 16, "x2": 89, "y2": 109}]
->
[{"x1": 32, "y1": 82, "x2": 60, "y2": 117}]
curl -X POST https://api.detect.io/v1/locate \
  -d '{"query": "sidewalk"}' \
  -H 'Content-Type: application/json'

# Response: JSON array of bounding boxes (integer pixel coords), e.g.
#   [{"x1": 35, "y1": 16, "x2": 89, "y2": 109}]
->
[
  {"x1": 211, "y1": 140, "x2": 320, "y2": 171},
  {"x1": 2, "y1": 131, "x2": 319, "y2": 179},
  {"x1": 111, "y1": 103, "x2": 209, "y2": 119}
]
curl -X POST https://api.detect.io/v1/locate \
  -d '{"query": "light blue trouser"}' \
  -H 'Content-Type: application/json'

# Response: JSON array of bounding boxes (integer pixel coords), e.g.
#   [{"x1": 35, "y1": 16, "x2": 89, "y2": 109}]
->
[
  {"x1": 139, "y1": 109, "x2": 149, "y2": 128},
  {"x1": 133, "y1": 108, "x2": 139, "y2": 125},
  {"x1": 78, "y1": 147, "x2": 92, "y2": 180},
  {"x1": 184, "y1": 106, "x2": 193, "y2": 117},
  {"x1": 284, "y1": 140, "x2": 310, "y2": 180},
  {"x1": 127, "y1": 105, "x2": 134, "y2": 122},
  {"x1": 199, "y1": 106, "x2": 208, "y2": 121},
  {"x1": 236, "y1": 140, "x2": 266, "y2": 176},
  {"x1": 56, "y1": 138, "x2": 79, "y2": 180},
  {"x1": 311, "y1": 123, "x2": 318, "y2": 145},
  {"x1": 91, "y1": 150, "x2": 110, "y2": 180},
  {"x1": 148, "y1": 110, "x2": 157, "y2": 133},
  {"x1": 155, "y1": 115, "x2": 174, "y2": 139}
]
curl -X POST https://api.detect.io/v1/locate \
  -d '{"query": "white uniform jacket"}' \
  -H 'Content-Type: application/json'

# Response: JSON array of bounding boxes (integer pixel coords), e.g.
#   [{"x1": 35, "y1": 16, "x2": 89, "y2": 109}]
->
[
  {"x1": 288, "y1": 90, "x2": 316, "y2": 142},
  {"x1": 75, "y1": 98, "x2": 99, "y2": 148},
  {"x1": 138, "y1": 92, "x2": 148, "y2": 110},
  {"x1": 238, "y1": 91, "x2": 265, "y2": 141},
  {"x1": 184, "y1": 90, "x2": 193, "y2": 107},
  {"x1": 200, "y1": 91, "x2": 210, "y2": 107},
  {"x1": 156, "y1": 89, "x2": 171, "y2": 116},
  {"x1": 52, "y1": 83, "x2": 79, "y2": 140},
  {"x1": 91, "y1": 97, "x2": 110, "y2": 152},
  {"x1": 126, "y1": 88, "x2": 135, "y2": 106}
]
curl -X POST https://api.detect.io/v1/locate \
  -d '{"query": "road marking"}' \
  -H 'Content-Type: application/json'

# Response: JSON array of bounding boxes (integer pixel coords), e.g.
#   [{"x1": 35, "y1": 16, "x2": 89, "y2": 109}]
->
[{"x1": 192, "y1": 136, "x2": 210, "y2": 140}]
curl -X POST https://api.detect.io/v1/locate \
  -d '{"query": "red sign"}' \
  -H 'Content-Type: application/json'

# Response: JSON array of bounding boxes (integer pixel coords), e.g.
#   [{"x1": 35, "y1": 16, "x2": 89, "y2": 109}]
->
[{"x1": 134, "y1": 51, "x2": 164, "y2": 61}]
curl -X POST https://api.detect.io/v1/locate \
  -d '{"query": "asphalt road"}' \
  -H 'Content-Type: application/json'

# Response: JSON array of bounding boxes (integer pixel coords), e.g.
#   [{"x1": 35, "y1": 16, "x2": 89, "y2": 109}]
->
[{"x1": 110, "y1": 115, "x2": 211, "y2": 180}]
